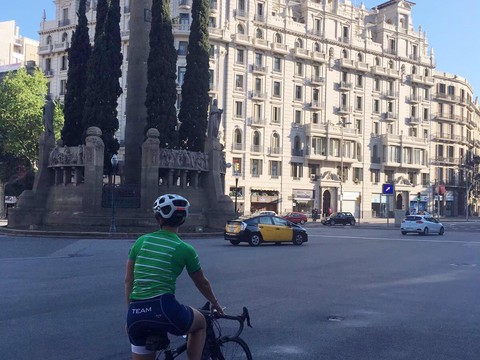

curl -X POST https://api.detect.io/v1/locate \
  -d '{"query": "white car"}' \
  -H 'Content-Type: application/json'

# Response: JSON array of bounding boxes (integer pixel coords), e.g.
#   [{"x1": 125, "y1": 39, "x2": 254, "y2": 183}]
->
[{"x1": 400, "y1": 215, "x2": 444, "y2": 236}]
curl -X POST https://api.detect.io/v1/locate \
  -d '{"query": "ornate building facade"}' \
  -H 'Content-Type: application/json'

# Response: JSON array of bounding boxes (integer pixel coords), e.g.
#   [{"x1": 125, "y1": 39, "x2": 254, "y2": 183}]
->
[{"x1": 38, "y1": 0, "x2": 480, "y2": 217}]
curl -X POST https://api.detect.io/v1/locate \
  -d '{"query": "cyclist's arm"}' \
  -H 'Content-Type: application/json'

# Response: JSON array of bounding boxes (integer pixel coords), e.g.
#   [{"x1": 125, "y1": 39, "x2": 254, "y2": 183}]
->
[
  {"x1": 188, "y1": 269, "x2": 224, "y2": 315},
  {"x1": 125, "y1": 259, "x2": 134, "y2": 305}
]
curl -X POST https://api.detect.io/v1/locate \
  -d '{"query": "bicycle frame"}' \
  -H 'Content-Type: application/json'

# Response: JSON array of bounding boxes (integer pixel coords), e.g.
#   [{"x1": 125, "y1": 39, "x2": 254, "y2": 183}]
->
[{"x1": 156, "y1": 303, "x2": 252, "y2": 360}]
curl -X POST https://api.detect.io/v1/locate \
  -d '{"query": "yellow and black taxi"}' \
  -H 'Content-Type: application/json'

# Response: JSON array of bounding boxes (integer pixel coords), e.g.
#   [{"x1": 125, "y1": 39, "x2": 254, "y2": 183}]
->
[{"x1": 224, "y1": 214, "x2": 308, "y2": 246}]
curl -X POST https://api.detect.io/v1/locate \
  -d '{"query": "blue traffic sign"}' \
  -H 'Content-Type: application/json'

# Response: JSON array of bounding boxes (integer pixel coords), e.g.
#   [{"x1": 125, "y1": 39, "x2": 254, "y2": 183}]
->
[{"x1": 382, "y1": 183, "x2": 394, "y2": 194}]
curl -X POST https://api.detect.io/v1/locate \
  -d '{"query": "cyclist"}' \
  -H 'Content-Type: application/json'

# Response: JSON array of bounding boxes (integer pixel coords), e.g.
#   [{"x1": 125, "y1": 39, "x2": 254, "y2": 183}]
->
[{"x1": 125, "y1": 194, "x2": 224, "y2": 360}]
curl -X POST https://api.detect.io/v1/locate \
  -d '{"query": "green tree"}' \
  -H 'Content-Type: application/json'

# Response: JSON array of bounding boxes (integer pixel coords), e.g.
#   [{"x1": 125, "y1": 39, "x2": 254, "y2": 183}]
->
[
  {"x1": 145, "y1": 0, "x2": 179, "y2": 149},
  {"x1": 62, "y1": 0, "x2": 91, "y2": 146},
  {"x1": 0, "y1": 68, "x2": 63, "y2": 217},
  {"x1": 178, "y1": 0, "x2": 210, "y2": 151},
  {"x1": 82, "y1": 0, "x2": 122, "y2": 170},
  {"x1": 0, "y1": 68, "x2": 48, "y2": 164}
]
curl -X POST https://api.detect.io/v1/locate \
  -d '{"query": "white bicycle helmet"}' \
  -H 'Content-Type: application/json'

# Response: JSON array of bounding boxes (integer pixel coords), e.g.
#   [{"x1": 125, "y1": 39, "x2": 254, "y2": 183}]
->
[{"x1": 153, "y1": 194, "x2": 190, "y2": 226}]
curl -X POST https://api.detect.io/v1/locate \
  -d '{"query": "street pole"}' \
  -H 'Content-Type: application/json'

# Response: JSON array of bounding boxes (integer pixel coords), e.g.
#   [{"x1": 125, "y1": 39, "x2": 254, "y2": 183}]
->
[
  {"x1": 110, "y1": 155, "x2": 118, "y2": 233},
  {"x1": 338, "y1": 118, "x2": 351, "y2": 212}
]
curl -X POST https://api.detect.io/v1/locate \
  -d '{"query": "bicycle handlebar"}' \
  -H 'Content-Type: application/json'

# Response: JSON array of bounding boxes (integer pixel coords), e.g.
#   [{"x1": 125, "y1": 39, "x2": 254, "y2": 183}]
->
[{"x1": 199, "y1": 303, "x2": 252, "y2": 338}]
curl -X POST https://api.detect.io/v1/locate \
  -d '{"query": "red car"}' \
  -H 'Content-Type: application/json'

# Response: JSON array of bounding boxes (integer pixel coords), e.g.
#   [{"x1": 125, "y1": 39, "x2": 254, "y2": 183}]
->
[{"x1": 282, "y1": 212, "x2": 308, "y2": 224}]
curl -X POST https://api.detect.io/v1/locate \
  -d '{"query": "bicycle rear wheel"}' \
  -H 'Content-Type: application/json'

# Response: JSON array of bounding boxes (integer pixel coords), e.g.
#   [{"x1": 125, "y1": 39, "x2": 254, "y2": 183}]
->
[{"x1": 212, "y1": 337, "x2": 252, "y2": 360}]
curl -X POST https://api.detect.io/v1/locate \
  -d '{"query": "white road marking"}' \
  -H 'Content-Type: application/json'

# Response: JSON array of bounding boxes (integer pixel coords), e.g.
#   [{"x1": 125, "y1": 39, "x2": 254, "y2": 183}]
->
[{"x1": 311, "y1": 233, "x2": 480, "y2": 245}]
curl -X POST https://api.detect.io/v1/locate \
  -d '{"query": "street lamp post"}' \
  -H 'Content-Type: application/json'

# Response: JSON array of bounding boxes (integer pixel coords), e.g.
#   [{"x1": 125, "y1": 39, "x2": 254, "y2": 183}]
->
[
  {"x1": 110, "y1": 154, "x2": 118, "y2": 233},
  {"x1": 338, "y1": 118, "x2": 351, "y2": 212},
  {"x1": 234, "y1": 171, "x2": 240, "y2": 215}
]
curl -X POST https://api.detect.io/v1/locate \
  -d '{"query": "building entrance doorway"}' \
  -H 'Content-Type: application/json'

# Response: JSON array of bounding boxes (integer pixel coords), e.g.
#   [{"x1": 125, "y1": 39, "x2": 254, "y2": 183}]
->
[{"x1": 322, "y1": 190, "x2": 332, "y2": 217}]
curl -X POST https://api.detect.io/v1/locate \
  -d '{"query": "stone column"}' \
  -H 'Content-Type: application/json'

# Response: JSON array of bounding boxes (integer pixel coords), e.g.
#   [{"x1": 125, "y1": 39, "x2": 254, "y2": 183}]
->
[
  {"x1": 141, "y1": 128, "x2": 160, "y2": 210},
  {"x1": 83, "y1": 127, "x2": 104, "y2": 211},
  {"x1": 124, "y1": 0, "x2": 152, "y2": 185}
]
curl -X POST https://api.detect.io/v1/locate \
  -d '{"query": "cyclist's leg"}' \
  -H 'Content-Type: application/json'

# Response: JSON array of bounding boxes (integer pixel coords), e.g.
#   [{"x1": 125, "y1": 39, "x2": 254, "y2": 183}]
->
[{"x1": 186, "y1": 308, "x2": 206, "y2": 360}]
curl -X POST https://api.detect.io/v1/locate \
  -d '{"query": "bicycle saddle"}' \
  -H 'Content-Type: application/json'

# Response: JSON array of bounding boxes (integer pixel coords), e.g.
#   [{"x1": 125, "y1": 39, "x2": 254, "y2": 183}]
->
[{"x1": 145, "y1": 333, "x2": 170, "y2": 351}]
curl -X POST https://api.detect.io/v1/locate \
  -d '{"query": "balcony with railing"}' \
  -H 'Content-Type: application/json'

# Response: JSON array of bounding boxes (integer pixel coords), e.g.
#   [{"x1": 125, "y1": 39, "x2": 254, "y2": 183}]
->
[
  {"x1": 234, "y1": 8, "x2": 247, "y2": 18},
  {"x1": 268, "y1": 147, "x2": 282, "y2": 156},
  {"x1": 292, "y1": 47, "x2": 310, "y2": 59},
  {"x1": 311, "y1": 51, "x2": 326, "y2": 63},
  {"x1": 383, "y1": 90, "x2": 398, "y2": 99},
  {"x1": 53, "y1": 41, "x2": 69, "y2": 52},
  {"x1": 309, "y1": 101, "x2": 323, "y2": 110},
  {"x1": 251, "y1": 64, "x2": 268, "y2": 74},
  {"x1": 232, "y1": 33, "x2": 249, "y2": 44},
  {"x1": 291, "y1": 149, "x2": 304, "y2": 157},
  {"x1": 248, "y1": 117, "x2": 266, "y2": 127},
  {"x1": 172, "y1": 24, "x2": 190, "y2": 35},
  {"x1": 409, "y1": 74, "x2": 435, "y2": 86},
  {"x1": 39, "y1": 44, "x2": 53, "y2": 54},
  {"x1": 58, "y1": 19, "x2": 71, "y2": 27},
  {"x1": 271, "y1": 42, "x2": 288, "y2": 55},
  {"x1": 337, "y1": 105, "x2": 352, "y2": 115},
  {"x1": 407, "y1": 116, "x2": 421, "y2": 125},
  {"x1": 371, "y1": 66, "x2": 400, "y2": 79},
  {"x1": 430, "y1": 156, "x2": 461, "y2": 165},
  {"x1": 231, "y1": 143, "x2": 244, "y2": 152},
  {"x1": 44, "y1": 69, "x2": 54, "y2": 77},
  {"x1": 433, "y1": 113, "x2": 463, "y2": 123},
  {"x1": 310, "y1": 75, "x2": 325, "y2": 85},
  {"x1": 253, "y1": 37, "x2": 269, "y2": 50},
  {"x1": 179, "y1": 0, "x2": 192, "y2": 10},
  {"x1": 338, "y1": 81, "x2": 352, "y2": 91},
  {"x1": 251, "y1": 91, "x2": 267, "y2": 100},
  {"x1": 435, "y1": 92, "x2": 459, "y2": 103},
  {"x1": 250, "y1": 144, "x2": 264, "y2": 153},
  {"x1": 383, "y1": 112, "x2": 398, "y2": 122}
]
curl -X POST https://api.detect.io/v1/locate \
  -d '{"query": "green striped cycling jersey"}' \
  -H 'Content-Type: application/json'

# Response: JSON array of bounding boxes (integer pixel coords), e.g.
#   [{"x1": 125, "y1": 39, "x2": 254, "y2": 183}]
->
[{"x1": 128, "y1": 230, "x2": 201, "y2": 300}]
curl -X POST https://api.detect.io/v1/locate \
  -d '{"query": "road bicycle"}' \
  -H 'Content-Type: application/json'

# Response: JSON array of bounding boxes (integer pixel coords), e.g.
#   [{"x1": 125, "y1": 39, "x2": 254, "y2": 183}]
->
[{"x1": 145, "y1": 303, "x2": 253, "y2": 360}]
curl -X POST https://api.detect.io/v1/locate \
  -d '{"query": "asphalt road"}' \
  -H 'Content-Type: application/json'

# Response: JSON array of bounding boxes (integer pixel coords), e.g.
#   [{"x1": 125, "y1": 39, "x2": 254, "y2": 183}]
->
[{"x1": 1, "y1": 225, "x2": 480, "y2": 360}]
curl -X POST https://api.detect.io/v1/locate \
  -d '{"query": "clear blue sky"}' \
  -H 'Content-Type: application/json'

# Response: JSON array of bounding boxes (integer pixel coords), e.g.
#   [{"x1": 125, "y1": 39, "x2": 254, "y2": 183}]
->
[{"x1": 1, "y1": 0, "x2": 479, "y2": 96}]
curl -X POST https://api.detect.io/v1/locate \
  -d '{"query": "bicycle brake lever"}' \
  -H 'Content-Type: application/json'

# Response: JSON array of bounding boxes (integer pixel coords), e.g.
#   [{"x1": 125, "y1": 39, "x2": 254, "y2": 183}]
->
[{"x1": 243, "y1": 307, "x2": 252, "y2": 328}]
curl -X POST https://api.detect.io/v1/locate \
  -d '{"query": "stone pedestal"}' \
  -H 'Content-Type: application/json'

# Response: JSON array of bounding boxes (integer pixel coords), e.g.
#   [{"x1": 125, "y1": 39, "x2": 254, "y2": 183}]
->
[{"x1": 141, "y1": 128, "x2": 160, "y2": 210}]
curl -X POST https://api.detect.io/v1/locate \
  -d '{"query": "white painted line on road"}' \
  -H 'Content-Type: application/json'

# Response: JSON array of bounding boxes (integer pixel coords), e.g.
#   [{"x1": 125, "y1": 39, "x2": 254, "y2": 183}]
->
[{"x1": 311, "y1": 234, "x2": 480, "y2": 245}]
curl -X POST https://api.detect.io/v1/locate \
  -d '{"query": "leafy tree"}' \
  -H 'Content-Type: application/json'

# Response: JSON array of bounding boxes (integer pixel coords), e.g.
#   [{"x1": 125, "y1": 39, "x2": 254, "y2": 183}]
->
[
  {"x1": 178, "y1": 0, "x2": 210, "y2": 151},
  {"x1": 0, "y1": 68, "x2": 48, "y2": 164},
  {"x1": 82, "y1": 0, "x2": 122, "y2": 171},
  {"x1": 62, "y1": 0, "x2": 91, "y2": 146},
  {"x1": 0, "y1": 68, "x2": 50, "y2": 217},
  {"x1": 145, "y1": 0, "x2": 179, "y2": 149}
]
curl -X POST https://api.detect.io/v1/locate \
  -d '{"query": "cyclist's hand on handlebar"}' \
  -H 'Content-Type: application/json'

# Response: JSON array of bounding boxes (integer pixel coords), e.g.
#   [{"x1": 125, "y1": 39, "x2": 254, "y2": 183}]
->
[{"x1": 210, "y1": 301, "x2": 225, "y2": 317}]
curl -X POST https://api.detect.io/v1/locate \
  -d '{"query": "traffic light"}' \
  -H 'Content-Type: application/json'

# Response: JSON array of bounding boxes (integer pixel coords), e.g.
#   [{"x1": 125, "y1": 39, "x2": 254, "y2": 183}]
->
[{"x1": 417, "y1": 192, "x2": 421, "y2": 201}]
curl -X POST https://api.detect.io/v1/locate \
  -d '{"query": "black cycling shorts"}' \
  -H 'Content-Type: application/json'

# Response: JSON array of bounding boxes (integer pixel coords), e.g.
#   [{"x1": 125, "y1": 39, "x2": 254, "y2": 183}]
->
[{"x1": 127, "y1": 294, "x2": 194, "y2": 346}]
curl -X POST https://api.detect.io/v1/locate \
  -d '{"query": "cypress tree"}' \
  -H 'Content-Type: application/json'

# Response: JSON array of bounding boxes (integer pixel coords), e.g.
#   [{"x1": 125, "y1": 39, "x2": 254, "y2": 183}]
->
[
  {"x1": 82, "y1": 0, "x2": 122, "y2": 170},
  {"x1": 178, "y1": 0, "x2": 210, "y2": 151},
  {"x1": 61, "y1": 0, "x2": 91, "y2": 146},
  {"x1": 145, "y1": 0, "x2": 179, "y2": 149}
]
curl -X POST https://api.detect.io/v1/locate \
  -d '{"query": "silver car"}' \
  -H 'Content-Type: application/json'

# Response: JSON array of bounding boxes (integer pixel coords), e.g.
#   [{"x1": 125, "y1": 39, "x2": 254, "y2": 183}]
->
[{"x1": 401, "y1": 215, "x2": 445, "y2": 236}]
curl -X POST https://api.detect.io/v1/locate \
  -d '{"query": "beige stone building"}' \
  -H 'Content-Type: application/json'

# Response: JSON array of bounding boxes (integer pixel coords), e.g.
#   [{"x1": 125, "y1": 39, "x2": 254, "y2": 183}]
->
[
  {"x1": 0, "y1": 20, "x2": 39, "y2": 66},
  {"x1": 38, "y1": 0, "x2": 480, "y2": 218}
]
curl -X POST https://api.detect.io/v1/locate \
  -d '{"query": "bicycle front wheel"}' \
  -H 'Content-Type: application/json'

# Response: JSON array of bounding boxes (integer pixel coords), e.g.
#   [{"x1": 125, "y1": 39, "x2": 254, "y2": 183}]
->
[{"x1": 212, "y1": 337, "x2": 252, "y2": 360}]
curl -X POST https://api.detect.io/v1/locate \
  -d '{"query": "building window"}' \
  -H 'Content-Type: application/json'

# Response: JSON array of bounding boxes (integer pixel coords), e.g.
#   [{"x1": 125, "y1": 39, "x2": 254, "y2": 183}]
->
[
  {"x1": 355, "y1": 119, "x2": 362, "y2": 134},
  {"x1": 273, "y1": 57, "x2": 282, "y2": 72},
  {"x1": 294, "y1": 110, "x2": 302, "y2": 124},
  {"x1": 355, "y1": 96, "x2": 363, "y2": 111},
  {"x1": 251, "y1": 159, "x2": 263, "y2": 176},
  {"x1": 385, "y1": 170, "x2": 394, "y2": 183},
  {"x1": 235, "y1": 74, "x2": 244, "y2": 90},
  {"x1": 373, "y1": 99, "x2": 380, "y2": 113},
  {"x1": 295, "y1": 62, "x2": 304, "y2": 76},
  {"x1": 356, "y1": 74, "x2": 363, "y2": 88},
  {"x1": 373, "y1": 122, "x2": 379, "y2": 135},
  {"x1": 354, "y1": 168, "x2": 363, "y2": 182},
  {"x1": 272, "y1": 106, "x2": 281, "y2": 124},
  {"x1": 234, "y1": 101, "x2": 243, "y2": 118},
  {"x1": 312, "y1": 112, "x2": 319, "y2": 124},
  {"x1": 236, "y1": 49, "x2": 245, "y2": 64},
  {"x1": 60, "y1": 55, "x2": 67, "y2": 71},
  {"x1": 273, "y1": 81, "x2": 281, "y2": 97},
  {"x1": 255, "y1": 53, "x2": 263, "y2": 67},
  {"x1": 294, "y1": 85, "x2": 303, "y2": 100},
  {"x1": 374, "y1": 78, "x2": 380, "y2": 91},
  {"x1": 178, "y1": 66, "x2": 186, "y2": 86},
  {"x1": 60, "y1": 79, "x2": 67, "y2": 95},
  {"x1": 178, "y1": 41, "x2": 188, "y2": 56},
  {"x1": 371, "y1": 169, "x2": 380, "y2": 184},
  {"x1": 255, "y1": 78, "x2": 262, "y2": 92},
  {"x1": 291, "y1": 162, "x2": 303, "y2": 179},
  {"x1": 269, "y1": 161, "x2": 281, "y2": 177}
]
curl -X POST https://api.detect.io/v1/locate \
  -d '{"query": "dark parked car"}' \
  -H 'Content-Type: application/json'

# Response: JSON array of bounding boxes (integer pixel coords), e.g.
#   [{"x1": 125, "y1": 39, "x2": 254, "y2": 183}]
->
[
  {"x1": 224, "y1": 215, "x2": 308, "y2": 246},
  {"x1": 321, "y1": 212, "x2": 356, "y2": 226},
  {"x1": 282, "y1": 212, "x2": 308, "y2": 224}
]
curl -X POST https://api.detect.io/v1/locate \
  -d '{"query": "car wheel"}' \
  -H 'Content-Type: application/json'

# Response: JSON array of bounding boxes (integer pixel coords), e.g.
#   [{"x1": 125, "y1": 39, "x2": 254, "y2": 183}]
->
[
  {"x1": 422, "y1": 227, "x2": 429, "y2": 236},
  {"x1": 293, "y1": 233, "x2": 305, "y2": 246},
  {"x1": 229, "y1": 240, "x2": 240, "y2": 246},
  {"x1": 249, "y1": 233, "x2": 262, "y2": 246},
  {"x1": 300, "y1": 220, "x2": 305, "y2": 224},
  {"x1": 401, "y1": 231, "x2": 407, "y2": 235},
  {"x1": 439, "y1": 227, "x2": 445, "y2": 235},
  {"x1": 350, "y1": 220, "x2": 355, "y2": 226},
  {"x1": 330, "y1": 220, "x2": 335, "y2": 226}
]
